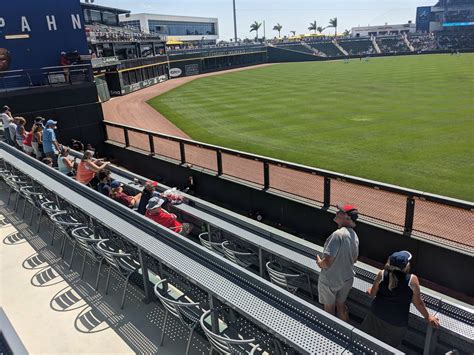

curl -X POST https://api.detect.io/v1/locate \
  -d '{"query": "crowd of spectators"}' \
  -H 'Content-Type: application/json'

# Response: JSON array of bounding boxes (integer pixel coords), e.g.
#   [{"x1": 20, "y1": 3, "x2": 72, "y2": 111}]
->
[
  {"x1": 409, "y1": 34, "x2": 439, "y2": 52},
  {"x1": 86, "y1": 24, "x2": 162, "y2": 44},
  {"x1": 437, "y1": 32, "x2": 474, "y2": 50},
  {"x1": 1, "y1": 104, "x2": 192, "y2": 236}
]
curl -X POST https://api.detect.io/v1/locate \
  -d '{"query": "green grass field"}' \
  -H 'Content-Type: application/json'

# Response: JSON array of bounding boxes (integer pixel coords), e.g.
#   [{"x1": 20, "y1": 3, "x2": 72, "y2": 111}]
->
[{"x1": 148, "y1": 54, "x2": 474, "y2": 200}]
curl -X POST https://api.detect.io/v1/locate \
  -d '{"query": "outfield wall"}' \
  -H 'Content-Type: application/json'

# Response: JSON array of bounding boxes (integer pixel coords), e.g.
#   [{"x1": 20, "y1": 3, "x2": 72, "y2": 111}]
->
[{"x1": 102, "y1": 121, "x2": 474, "y2": 300}]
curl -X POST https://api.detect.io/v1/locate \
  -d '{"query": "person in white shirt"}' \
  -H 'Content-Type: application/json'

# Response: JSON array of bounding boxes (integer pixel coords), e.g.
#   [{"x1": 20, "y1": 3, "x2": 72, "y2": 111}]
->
[{"x1": 0, "y1": 105, "x2": 13, "y2": 145}]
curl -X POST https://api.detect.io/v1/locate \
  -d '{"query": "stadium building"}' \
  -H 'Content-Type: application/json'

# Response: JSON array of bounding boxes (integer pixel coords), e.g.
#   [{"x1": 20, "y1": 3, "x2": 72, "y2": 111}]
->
[
  {"x1": 351, "y1": 23, "x2": 416, "y2": 37},
  {"x1": 0, "y1": 1, "x2": 473, "y2": 352},
  {"x1": 120, "y1": 14, "x2": 219, "y2": 46},
  {"x1": 416, "y1": 0, "x2": 474, "y2": 32}
]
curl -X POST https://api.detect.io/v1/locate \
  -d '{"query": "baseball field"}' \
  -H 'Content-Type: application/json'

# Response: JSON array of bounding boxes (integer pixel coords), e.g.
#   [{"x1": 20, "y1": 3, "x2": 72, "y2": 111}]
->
[{"x1": 148, "y1": 54, "x2": 474, "y2": 200}]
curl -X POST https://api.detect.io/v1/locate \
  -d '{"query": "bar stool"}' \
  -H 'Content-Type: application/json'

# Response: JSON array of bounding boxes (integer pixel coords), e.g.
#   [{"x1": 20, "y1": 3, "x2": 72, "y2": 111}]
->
[
  {"x1": 199, "y1": 232, "x2": 225, "y2": 254},
  {"x1": 96, "y1": 240, "x2": 141, "y2": 309},
  {"x1": 221, "y1": 241, "x2": 257, "y2": 269},
  {"x1": 49, "y1": 211, "x2": 84, "y2": 259},
  {"x1": 154, "y1": 279, "x2": 203, "y2": 355},
  {"x1": 70, "y1": 226, "x2": 104, "y2": 288},
  {"x1": 266, "y1": 261, "x2": 314, "y2": 300},
  {"x1": 200, "y1": 308, "x2": 262, "y2": 355}
]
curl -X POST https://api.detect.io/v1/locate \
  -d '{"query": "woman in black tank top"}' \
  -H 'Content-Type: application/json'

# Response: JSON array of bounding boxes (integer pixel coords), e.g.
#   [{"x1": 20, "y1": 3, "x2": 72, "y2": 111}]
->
[{"x1": 361, "y1": 251, "x2": 440, "y2": 348}]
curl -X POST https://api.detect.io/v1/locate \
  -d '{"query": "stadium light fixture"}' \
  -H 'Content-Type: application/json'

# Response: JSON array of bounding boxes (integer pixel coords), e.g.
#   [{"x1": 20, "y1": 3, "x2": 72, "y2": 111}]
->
[{"x1": 233, "y1": 0, "x2": 238, "y2": 42}]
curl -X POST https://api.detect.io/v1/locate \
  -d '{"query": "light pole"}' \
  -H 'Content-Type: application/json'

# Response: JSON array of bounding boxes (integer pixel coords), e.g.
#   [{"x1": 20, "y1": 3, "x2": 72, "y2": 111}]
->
[{"x1": 233, "y1": 0, "x2": 238, "y2": 42}]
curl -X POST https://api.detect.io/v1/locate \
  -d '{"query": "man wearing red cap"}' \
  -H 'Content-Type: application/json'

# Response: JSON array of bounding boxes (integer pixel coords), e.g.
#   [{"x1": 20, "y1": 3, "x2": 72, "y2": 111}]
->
[{"x1": 317, "y1": 204, "x2": 360, "y2": 321}]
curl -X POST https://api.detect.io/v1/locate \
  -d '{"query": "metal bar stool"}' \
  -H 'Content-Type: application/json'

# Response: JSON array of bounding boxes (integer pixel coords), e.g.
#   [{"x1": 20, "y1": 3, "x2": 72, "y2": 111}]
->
[
  {"x1": 37, "y1": 198, "x2": 63, "y2": 233},
  {"x1": 49, "y1": 211, "x2": 84, "y2": 259},
  {"x1": 154, "y1": 279, "x2": 203, "y2": 355},
  {"x1": 198, "y1": 232, "x2": 225, "y2": 255},
  {"x1": 70, "y1": 226, "x2": 104, "y2": 288},
  {"x1": 96, "y1": 240, "x2": 141, "y2": 309},
  {"x1": 221, "y1": 241, "x2": 257, "y2": 269},
  {"x1": 200, "y1": 308, "x2": 262, "y2": 355},
  {"x1": 266, "y1": 261, "x2": 314, "y2": 300}
]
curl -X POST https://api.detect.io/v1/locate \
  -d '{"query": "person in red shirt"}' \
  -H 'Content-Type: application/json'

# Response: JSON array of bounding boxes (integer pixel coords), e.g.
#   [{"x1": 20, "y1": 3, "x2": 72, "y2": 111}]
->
[
  {"x1": 110, "y1": 180, "x2": 142, "y2": 208},
  {"x1": 145, "y1": 197, "x2": 192, "y2": 236}
]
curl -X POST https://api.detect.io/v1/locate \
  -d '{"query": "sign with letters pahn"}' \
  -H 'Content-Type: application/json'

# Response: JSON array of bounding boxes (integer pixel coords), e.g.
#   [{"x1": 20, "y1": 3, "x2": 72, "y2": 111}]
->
[{"x1": 0, "y1": 0, "x2": 88, "y2": 72}]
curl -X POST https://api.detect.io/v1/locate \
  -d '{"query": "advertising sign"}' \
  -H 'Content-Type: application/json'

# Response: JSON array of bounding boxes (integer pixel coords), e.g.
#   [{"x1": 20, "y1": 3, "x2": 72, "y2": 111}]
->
[
  {"x1": 0, "y1": 0, "x2": 89, "y2": 72},
  {"x1": 416, "y1": 6, "x2": 432, "y2": 33}
]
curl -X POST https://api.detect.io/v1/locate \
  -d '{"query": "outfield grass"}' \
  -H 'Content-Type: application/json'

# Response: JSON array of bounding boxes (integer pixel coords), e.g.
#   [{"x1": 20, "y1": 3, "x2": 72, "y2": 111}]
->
[{"x1": 148, "y1": 54, "x2": 474, "y2": 200}]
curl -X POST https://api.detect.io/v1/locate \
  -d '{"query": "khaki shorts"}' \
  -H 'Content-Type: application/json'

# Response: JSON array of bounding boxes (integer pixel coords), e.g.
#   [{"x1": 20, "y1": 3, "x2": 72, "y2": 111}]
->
[{"x1": 318, "y1": 277, "x2": 353, "y2": 305}]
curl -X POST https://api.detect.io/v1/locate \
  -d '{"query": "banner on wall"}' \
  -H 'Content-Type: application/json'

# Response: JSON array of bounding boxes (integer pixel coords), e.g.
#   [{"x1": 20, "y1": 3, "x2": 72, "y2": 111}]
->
[{"x1": 0, "y1": 0, "x2": 88, "y2": 72}]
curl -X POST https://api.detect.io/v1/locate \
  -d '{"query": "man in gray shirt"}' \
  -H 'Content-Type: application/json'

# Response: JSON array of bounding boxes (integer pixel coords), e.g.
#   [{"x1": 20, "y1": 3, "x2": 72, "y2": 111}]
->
[{"x1": 317, "y1": 205, "x2": 359, "y2": 321}]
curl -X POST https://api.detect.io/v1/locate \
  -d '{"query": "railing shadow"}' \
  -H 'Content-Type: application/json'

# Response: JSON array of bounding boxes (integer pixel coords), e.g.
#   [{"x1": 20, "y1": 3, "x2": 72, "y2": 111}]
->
[{"x1": 0, "y1": 193, "x2": 209, "y2": 355}]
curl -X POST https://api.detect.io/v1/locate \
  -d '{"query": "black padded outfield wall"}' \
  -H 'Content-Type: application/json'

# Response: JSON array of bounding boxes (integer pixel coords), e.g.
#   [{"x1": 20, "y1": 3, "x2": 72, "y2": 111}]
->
[
  {"x1": 0, "y1": 83, "x2": 105, "y2": 149},
  {"x1": 107, "y1": 56, "x2": 169, "y2": 96},
  {"x1": 167, "y1": 50, "x2": 268, "y2": 78}
]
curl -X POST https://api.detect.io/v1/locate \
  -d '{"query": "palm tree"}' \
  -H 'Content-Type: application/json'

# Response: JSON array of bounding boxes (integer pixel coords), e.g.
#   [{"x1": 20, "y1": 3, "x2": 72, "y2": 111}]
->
[
  {"x1": 290, "y1": 30, "x2": 296, "y2": 37},
  {"x1": 308, "y1": 21, "x2": 317, "y2": 34},
  {"x1": 273, "y1": 23, "x2": 283, "y2": 38},
  {"x1": 329, "y1": 17, "x2": 338, "y2": 37},
  {"x1": 343, "y1": 29, "x2": 350, "y2": 37},
  {"x1": 250, "y1": 21, "x2": 262, "y2": 40},
  {"x1": 317, "y1": 26, "x2": 325, "y2": 34}
]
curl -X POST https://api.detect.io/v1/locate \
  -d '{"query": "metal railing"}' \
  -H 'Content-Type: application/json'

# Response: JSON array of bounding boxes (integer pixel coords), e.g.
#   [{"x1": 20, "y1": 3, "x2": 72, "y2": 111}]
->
[
  {"x1": 103, "y1": 121, "x2": 474, "y2": 255},
  {"x1": 0, "y1": 64, "x2": 93, "y2": 92}
]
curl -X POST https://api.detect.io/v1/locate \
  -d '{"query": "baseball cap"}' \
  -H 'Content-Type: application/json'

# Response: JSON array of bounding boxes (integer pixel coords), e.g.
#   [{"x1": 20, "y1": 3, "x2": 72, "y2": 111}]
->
[
  {"x1": 1, "y1": 105, "x2": 10, "y2": 112},
  {"x1": 110, "y1": 180, "x2": 123, "y2": 189},
  {"x1": 145, "y1": 180, "x2": 159, "y2": 188},
  {"x1": 34, "y1": 117, "x2": 45, "y2": 123},
  {"x1": 389, "y1": 251, "x2": 412, "y2": 269},
  {"x1": 338, "y1": 204, "x2": 359, "y2": 222},
  {"x1": 45, "y1": 119, "x2": 57, "y2": 126},
  {"x1": 146, "y1": 197, "x2": 165, "y2": 210},
  {"x1": 61, "y1": 51, "x2": 66, "y2": 55}
]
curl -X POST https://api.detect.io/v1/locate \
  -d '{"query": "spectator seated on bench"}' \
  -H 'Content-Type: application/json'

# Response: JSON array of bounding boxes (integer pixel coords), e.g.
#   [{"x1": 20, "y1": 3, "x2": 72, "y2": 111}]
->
[
  {"x1": 137, "y1": 180, "x2": 161, "y2": 215},
  {"x1": 110, "y1": 180, "x2": 142, "y2": 209},
  {"x1": 145, "y1": 197, "x2": 192, "y2": 236},
  {"x1": 57, "y1": 147, "x2": 75, "y2": 176},
  {"x1": 76, "y1": 150, "x2": 110, "y2": 187},
  {"x1": 97, "y1": 169, "x2": 112, "y2": 197}
]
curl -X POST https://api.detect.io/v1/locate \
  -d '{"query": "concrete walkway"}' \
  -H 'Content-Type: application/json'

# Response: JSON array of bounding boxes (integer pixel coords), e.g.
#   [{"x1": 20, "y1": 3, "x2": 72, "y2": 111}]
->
[{"x1": 0, "y1": 189, "x2": 208, "y2": 354}]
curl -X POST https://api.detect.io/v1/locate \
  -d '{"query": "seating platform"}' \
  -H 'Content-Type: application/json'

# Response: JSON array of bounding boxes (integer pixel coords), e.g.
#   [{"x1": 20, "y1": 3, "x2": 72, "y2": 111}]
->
[
  {"x1": 73, "y1": 146, "x2": 474, "y2": 354},
  {"x1": 1, "y1": 142, "x2": 404, "y2": 354}
]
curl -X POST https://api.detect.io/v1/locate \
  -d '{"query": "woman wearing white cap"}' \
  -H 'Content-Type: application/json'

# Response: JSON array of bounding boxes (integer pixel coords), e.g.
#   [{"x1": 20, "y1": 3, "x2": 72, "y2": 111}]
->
[{"x1": 362, "y1": 250, "x2": 440, "y2": 348}]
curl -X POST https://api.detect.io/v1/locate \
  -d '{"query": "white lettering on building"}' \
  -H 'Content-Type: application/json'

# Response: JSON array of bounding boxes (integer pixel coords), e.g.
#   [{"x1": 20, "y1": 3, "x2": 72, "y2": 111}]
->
[
  {"x1": 21, "y1": 16, "x2": 31, "y2": 32},
  {"x1": 46, "y1": 15, "x2": 57, "y2": 31},
  {"x1": 0, "y1": 18, "x2": 5, "y2": 28},
  {"x1": 71, "y1": 14, "x2": 81, "y2": 29}
]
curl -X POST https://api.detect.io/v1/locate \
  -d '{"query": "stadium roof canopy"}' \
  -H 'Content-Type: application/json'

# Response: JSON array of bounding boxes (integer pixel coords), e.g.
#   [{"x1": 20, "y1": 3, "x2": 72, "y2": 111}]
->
[{"x1": 81, "y1": 2, "x2": 131, "y2": 15}]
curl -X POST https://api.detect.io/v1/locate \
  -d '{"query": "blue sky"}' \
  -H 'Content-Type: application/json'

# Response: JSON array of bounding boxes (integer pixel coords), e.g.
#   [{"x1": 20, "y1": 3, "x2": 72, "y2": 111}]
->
[{"x1": 95, "y1": 0, "x2": 435, "y2": 40}]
